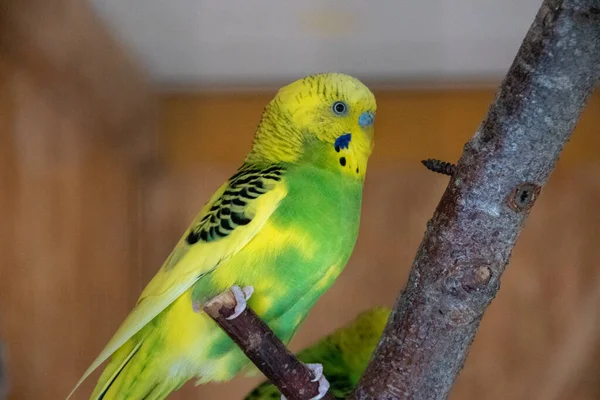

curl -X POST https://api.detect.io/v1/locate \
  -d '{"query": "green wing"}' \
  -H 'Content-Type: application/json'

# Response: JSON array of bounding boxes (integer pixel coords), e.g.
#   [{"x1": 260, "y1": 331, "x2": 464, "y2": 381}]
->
[{"x1": 68, "y1": 164, "x2": 287, "y2": 399}]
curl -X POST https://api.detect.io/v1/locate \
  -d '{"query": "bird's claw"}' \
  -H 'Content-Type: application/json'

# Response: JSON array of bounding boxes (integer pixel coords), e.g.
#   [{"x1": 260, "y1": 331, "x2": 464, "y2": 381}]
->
[
  {"x1": 306, "y1": 363, "x2": 323, "y2": 382},
  {"x1": 226, "y1": 285, "x2": 254, "y2": 320},
  {"x1": 313, "y1": 377, "x2": 331, "y2": 400},
  {"x1": 280, "y1": 363, "x2": 330, "y2": 400}
]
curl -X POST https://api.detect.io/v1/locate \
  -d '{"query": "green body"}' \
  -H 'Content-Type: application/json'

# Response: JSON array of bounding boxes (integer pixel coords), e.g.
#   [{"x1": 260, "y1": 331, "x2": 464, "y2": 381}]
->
[
  {"x1": 73, "y1": 72, "x2": 377, "y2": 400},
  {"x1": 95, "y1": 163, "x2": 365, "y2": 399},
  {"x1": 192, "y1": 161, "x2": 364, "y2": 377}
]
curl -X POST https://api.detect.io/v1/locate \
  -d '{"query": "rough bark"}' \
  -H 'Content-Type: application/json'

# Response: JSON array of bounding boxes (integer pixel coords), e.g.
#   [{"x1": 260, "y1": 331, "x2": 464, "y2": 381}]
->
[
  {"x1": 421, "y1": 159, "x2": 457, "y2": 176},
  {"x1": 350, "y1": 1, "x2": 600, "y2": 399}
]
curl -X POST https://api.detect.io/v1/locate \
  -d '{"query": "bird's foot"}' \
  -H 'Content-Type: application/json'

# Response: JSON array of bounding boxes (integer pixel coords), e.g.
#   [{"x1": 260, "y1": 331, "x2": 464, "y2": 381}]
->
[
  {"x1": 307, "y1": 362, "x2": 330, "y2": 400},
  {"x1": 226, "y1": 285, "x2": 254, "y2": 320},
  {"x1": 280, "y1": 363, "x2": 330, "y2": 400}
]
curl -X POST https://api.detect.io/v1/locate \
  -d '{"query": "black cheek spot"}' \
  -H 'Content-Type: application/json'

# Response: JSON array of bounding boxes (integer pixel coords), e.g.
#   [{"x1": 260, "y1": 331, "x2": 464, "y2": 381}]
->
[{"x1": 339, "y1": 157, "x2": 346, "y2": 167}]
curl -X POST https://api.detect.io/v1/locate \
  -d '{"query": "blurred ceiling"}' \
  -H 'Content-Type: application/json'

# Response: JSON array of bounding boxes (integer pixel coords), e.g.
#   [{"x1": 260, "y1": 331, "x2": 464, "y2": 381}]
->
[{"x1": 91, "y1": 0, "x2": 542, "y2": 88}]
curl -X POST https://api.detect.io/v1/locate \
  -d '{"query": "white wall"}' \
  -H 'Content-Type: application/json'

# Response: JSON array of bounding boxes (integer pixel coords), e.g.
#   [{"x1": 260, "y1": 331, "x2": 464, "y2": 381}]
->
[{"x1": 91, "y1": 0, "x2": 542, "y2": 87}]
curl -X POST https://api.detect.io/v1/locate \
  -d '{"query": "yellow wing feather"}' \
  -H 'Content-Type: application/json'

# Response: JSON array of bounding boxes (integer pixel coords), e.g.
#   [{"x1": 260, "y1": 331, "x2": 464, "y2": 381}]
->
[{"x1": 67, "y1": 174, "x2": 287, "y2": 399}]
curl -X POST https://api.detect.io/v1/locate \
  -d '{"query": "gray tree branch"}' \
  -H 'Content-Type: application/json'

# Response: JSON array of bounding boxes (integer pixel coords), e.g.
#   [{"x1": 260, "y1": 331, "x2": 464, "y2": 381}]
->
[
  {"x1": 350, "y1": 1, "x2": 600, "y2": 399},
  {"x1": 204, "y1": 288, "x2": 336, "y2": 400}
]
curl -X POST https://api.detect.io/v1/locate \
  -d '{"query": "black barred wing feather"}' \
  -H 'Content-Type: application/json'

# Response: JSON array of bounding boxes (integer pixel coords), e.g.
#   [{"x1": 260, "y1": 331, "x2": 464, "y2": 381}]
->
[
  {"x1": 69, "y1": 164, "x2": 287, "y2": 393},
  {"x1": 186, "y1": 165, "x2": 285, "y2": 244}
]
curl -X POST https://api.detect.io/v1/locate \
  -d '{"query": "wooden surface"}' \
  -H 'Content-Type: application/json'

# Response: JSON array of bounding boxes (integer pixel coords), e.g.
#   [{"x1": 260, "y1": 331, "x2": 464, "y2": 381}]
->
[
  {"x1": 145, "y1": 89, "x2": 600, "y2": 399},
  {"x1": 0, "y1": 1, "x2": 156, "y2": 399},
  {"x1": 160, "y1": 89, "x2": 600, "y2": 169},
  {"x1": 141, "y1": 165, "x2": 600, "y2": 400},
  {"x1": 0, "y1": 0, "x2": 156, "y2": 159},
  {"x1": 2, "y1": 76, "x2": 599, "y2": 400},
  {"x1": 1, "y1": 7, "x2": 599, "y2": 397}
]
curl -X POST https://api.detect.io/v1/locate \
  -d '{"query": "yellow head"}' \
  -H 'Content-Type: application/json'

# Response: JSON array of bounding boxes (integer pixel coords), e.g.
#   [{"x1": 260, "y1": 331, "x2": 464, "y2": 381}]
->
[{"x1": 247, "y1": 73, "x2": 376, "y2": 178}]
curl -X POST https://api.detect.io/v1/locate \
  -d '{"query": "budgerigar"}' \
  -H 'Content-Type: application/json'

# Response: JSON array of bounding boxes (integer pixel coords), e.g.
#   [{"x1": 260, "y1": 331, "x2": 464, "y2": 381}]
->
[
  {"x1": 245, "y1": 307, "x2": 391, "y2": 400},
  {"x1": 68, "y1": 73, "x2": 376, "y2": 400}
]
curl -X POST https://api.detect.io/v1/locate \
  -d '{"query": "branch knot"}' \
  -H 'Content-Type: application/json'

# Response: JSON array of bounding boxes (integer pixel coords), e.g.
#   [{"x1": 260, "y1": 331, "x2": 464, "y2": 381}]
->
[{"x1": 507, "y1": 182, "x2": 541, "y2": 212}]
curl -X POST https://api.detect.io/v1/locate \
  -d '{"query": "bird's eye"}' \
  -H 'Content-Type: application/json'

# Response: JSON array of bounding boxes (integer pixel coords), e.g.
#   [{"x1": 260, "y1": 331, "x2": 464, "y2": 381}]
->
[{"x1": 332, "y1": 101, "x2": 348, "y2": 116}]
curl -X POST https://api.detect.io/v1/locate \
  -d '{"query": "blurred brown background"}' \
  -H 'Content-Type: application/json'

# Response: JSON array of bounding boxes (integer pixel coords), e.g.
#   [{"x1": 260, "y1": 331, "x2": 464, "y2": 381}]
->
[{"x1": 1, "y1": 1, "x2": 600, "y2": 399}]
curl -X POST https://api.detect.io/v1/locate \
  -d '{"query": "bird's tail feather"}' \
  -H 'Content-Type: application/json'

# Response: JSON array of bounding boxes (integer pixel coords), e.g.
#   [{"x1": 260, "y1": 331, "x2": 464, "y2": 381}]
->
[
  {"x1": 92, "y1": 340, "x2": 142, "y2": 400},
  {"x1": 90, "y1": 334, "x2": 183, "y2": 400}
]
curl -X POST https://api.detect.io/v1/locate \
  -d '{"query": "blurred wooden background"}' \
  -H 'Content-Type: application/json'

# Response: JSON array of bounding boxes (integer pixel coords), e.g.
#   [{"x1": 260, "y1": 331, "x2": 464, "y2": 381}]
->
[{"x1": 1, "y1": 1, "x2": 600, "y2": 399}]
